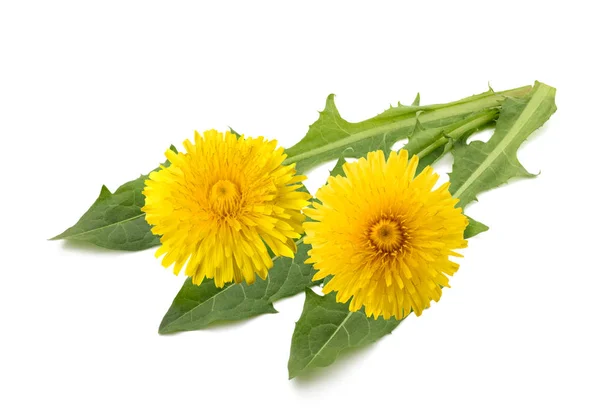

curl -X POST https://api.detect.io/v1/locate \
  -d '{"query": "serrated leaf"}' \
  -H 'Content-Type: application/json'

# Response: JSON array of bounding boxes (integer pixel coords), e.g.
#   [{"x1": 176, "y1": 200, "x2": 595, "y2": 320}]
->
[
  {"x1": 283, "y1": 94, "x2": 418, "y2": 174},
  {"x1": 283, "y1": 85, "x2": 532, "y2": 174},
  {"x1": 51, "y1": 147, "x2": 177, "y2": 251},
  {"x1": 449, "y1": 82, "x2": 557, "y2": 207},
  {"x1": 159, "y1": 239, "x2": 319, "y2": 334},
  {"x1": 288, "y1": 289, "x2": 401, "y2": 378}
]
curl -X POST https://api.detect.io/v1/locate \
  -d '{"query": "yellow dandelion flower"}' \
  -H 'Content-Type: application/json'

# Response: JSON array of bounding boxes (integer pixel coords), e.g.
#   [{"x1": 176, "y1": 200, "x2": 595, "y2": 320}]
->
[
  {"x1": 304, "y1": 149, "x2": 468, "y2": 320},
  {"x1": 142, "y1": 130, "x2": 311, "y2": 287}
]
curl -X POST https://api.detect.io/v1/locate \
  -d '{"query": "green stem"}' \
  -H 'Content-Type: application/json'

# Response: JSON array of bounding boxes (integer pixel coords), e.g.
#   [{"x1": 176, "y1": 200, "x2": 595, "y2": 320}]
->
[{"x1": 412, "y1": 109, "x2": 499, "y2": 161}]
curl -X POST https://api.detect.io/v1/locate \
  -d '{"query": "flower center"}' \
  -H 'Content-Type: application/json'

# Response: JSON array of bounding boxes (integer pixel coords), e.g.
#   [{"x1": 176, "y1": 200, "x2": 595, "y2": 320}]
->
[
  {"x1": 210, "y1": 180, "x2": 241, "y2": 217},
  {"x1": 368, "y1": 218, "x2": 406, "y2": 252}
]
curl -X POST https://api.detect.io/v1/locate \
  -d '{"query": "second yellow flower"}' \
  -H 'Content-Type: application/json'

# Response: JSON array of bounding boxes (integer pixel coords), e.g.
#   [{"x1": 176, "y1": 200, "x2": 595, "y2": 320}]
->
[{"x1": 304, "y1": 150, "x2": 468, "y2": 320}]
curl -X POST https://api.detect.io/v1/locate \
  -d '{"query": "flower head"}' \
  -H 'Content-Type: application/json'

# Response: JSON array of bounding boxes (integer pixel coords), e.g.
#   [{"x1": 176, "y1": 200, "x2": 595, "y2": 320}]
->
[
  {"x1": 304, "y1": 150, "x2": 468, "y2": 319},
  {"x1": 143, "y1": 130, "x2": 311, "y2": 287}
]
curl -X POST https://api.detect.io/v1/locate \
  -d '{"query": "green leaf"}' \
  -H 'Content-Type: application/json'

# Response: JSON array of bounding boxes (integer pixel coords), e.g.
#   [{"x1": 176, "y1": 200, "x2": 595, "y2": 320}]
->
[
  {"x1": 464, "y1": 216, "x2": 489, "y2": 239},
  {"x1": 51, "y1": 147, "x2": 177, "y2": 251},
  {"x1": 158, "y1": 279, "x2": 276, "y2": 334},
  {"x1": 449, "y1": 82, "x2": 557, "y2": 207},
  {"x1": 159, "y1": 239, "x2": 319, "y2": 334},
  {"x1": 50, "y1": 176, "x2": 159, "y2": 251},
  {"x1": 288, "y1": 289, "x2": 401, "y2": 379},
  {"x1": 283, "y1": 85, "x2": 532, "y2": 174}
]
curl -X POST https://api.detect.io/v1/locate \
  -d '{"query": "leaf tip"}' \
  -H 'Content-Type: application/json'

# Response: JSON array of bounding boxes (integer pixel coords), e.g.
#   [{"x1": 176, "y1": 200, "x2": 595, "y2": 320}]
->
[
  {"x1": 411, "y1": 92, "x2": 421, "y2": 106},
  {"x1": 99, "y1": 185, "x2": 112, "y2": 198},
  {"x1": 157, "y1": 324, "x2": 173, "y2": 335},
  {"x1": 49, "y1": 227, "x2": 71, "y2": 241},
  {"x1": 323, "y1": 93, "x2": 339, "y2": 114},
  {"x1": 158, "y1": 316, "x2": 175, "y2": 335}
]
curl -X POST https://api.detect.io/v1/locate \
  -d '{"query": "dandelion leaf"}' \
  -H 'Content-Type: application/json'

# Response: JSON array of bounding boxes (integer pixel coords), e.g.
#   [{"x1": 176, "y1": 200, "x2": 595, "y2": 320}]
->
[
  {"x1": 159, "y1": 240, "x2": 319, "y2": 334},
  {"x1": 449, "y1": 82, "x2": 557, "y2": 207},
  {"x1": 288, "y1": 289, "x2": 401, "y2": 379}
]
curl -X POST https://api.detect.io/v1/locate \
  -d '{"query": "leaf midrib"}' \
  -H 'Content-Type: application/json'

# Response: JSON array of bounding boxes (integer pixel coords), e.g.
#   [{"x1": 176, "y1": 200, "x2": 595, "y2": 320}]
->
[
  {"x1": 453, "y1": 85, "x2": 550, "y2": 202},
  {"x1": 303, "y1": 311, "x2": 354, "y2": 372},
  {"x1": 56, "y1": 212, "x2": 145, "y2": 239}
]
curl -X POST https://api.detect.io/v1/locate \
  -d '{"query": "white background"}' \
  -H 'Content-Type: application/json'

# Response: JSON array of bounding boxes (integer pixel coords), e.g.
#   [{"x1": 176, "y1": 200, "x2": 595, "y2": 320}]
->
[{"x1": 1, "y1": 1, "x2": 599, "y2": 419}]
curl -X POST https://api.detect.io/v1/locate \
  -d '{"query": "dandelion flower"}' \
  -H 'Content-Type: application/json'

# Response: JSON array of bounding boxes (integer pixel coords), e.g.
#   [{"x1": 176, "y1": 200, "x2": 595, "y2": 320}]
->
[
  {"x1": 304, "y1": 150, "x2": 468, "y2": 319},
  {"x1": 142, "y1": 130, "x2": 311, "y2": 287}
]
